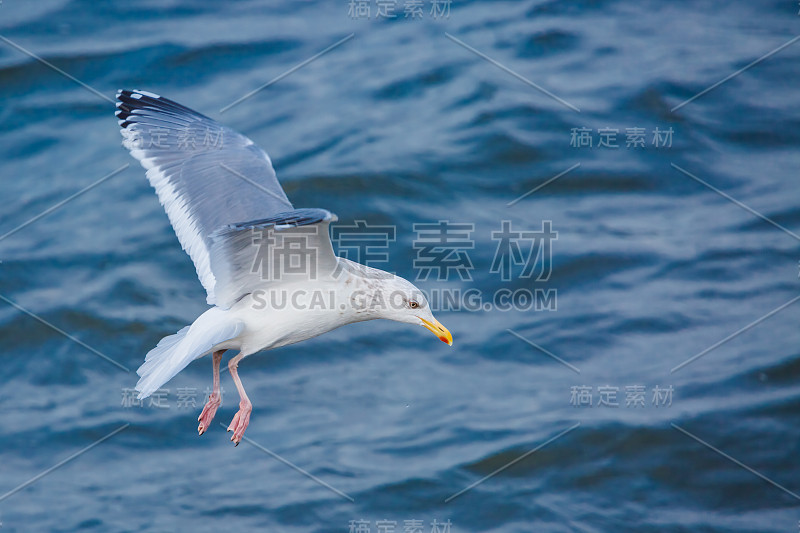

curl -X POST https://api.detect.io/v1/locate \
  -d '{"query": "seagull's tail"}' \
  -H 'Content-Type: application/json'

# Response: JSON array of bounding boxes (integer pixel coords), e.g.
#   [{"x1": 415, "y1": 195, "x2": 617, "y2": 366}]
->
[{"x1": 135, "y1": 313, "x2": 244, "y2": 399}]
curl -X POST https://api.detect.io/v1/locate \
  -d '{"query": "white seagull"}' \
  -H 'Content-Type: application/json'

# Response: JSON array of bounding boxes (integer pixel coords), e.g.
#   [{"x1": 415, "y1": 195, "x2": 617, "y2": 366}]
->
[{"x1": 116, "y1": 89, "x2": 453, "y2": 444}]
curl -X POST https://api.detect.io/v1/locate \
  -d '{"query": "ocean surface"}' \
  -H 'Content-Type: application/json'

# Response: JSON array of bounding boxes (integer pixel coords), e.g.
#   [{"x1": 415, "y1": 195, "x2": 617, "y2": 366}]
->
[{"x1": 1, "y1": 1, "x2": 799, "y2": 531}]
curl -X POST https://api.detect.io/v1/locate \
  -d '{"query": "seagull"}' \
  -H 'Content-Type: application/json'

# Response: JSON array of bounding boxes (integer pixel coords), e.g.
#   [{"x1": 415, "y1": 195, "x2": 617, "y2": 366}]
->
[{"x1": 115, "y1": 89, "x2": 452, "y2": 445}]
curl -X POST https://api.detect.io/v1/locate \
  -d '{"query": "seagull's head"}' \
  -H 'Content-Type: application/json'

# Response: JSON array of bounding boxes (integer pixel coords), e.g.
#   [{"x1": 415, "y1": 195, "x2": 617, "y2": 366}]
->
[{"x1": 374, "y1": 276, "x2": 453, "y2": 346}]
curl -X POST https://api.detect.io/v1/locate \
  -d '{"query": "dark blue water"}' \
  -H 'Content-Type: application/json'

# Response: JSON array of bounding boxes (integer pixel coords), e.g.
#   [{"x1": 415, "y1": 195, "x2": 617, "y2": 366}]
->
[{"x1": 1, "y1": 1, "x2": 799, "y2": 531}]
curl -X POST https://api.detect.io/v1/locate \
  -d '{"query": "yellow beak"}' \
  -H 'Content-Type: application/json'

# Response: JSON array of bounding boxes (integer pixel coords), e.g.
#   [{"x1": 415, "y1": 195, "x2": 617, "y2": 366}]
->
[{"x1": 419, "y1": 317, "x2": 453, "y2": 346}]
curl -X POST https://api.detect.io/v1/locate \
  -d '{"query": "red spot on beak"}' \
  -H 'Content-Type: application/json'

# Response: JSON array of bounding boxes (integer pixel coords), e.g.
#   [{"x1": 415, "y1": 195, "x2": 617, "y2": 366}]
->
[{"x1": 439, "y1": 336, "x2": 449, "y2": 344}]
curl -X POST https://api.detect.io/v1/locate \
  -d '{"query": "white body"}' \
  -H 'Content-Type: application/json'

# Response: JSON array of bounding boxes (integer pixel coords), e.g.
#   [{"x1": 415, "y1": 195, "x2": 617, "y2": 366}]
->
[
  {"x1": 134, "y1": 258, "x2": 423, "y2": 398},
  {"x1": 213, "y1": 279, "x2": 368, "y2": 355}
]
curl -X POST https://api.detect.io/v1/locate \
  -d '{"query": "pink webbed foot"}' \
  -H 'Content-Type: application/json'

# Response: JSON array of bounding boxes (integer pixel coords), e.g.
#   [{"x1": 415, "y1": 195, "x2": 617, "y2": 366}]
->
[
  {"x1": 227, "y1": 400, "x2": 252, "y2": 446},
  {"x1": 197, "y1": 393, "x2": 221, "y2": 436}
]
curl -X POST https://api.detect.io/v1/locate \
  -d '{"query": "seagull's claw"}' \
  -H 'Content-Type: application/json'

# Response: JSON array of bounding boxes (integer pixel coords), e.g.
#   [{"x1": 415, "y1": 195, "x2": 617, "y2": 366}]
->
[
  {"x1": 197, "y1": 393, "x2": 221, "y2": 436},
  {"x1": 227, "y1": 400, "x2": 252, "y2": 446}
]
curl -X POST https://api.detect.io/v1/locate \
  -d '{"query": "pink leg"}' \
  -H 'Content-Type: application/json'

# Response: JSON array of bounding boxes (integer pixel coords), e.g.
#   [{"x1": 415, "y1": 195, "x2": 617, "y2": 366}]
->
[
  {"x1": 197, "y1": 350, "x2": 224, "y2": 436},
  {"x1": 226, "y1": 352, "x2": 252, "y2": 446}
]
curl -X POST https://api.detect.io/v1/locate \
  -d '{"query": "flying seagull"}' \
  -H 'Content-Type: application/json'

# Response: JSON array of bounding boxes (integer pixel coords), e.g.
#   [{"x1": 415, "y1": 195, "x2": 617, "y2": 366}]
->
[{"x1": 115, "y1": 89, "x2": 452, "y2": 445}]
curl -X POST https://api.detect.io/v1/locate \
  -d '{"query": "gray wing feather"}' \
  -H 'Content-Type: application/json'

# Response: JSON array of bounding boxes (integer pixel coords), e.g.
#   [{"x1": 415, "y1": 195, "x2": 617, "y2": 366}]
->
[{"x1": 117, "y1": 89, "x2": 303, "y2": 307}]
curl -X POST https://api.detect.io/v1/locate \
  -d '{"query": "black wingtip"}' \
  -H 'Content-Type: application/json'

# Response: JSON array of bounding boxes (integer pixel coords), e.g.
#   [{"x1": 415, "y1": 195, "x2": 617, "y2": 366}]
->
[{"x1": 115, "y1": 89, "x2": 211, "y2": 127}]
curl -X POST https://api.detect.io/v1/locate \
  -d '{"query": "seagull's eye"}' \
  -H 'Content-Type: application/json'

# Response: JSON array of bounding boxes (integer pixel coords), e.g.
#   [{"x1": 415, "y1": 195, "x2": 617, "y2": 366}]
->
[{"x1": 409, "y1": 301, "x2": 419, "y2": 309}]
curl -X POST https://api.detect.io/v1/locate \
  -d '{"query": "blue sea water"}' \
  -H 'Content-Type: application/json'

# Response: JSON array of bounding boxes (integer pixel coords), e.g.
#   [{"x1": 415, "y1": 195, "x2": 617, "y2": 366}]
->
[{"x1": 1, "y1": 1, "x2": 799, "y2": 531}]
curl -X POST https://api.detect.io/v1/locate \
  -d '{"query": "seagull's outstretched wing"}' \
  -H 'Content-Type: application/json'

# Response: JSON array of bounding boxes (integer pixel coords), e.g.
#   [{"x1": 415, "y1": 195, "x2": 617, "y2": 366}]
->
[{"x1": 116, "y1": 89, "x2": 339, "y2": 308}]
